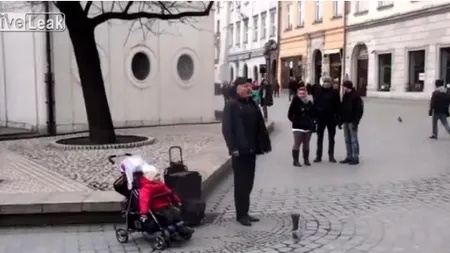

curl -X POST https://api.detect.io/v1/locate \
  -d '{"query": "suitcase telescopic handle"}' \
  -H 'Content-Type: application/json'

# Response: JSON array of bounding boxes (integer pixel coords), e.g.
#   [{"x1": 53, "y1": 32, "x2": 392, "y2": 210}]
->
[{"x1": 169, "y1": 146, "x2": 183, "y2": 163}]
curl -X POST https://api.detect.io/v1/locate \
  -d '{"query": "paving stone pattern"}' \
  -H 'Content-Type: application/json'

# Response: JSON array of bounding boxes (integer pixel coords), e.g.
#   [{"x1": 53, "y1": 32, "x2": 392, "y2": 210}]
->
[
  {"x1": 2, "y1": 95, "x2": 450, "y2": 252},
  {"x1": 0, "y1": 124, "x2": 225, "y2": 193}
]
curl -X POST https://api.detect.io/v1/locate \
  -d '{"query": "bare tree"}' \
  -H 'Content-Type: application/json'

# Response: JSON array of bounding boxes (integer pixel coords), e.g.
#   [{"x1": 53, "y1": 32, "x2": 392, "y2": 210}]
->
[{"x1": 40, "y1": 1, "x2": 213, "y2": 144}]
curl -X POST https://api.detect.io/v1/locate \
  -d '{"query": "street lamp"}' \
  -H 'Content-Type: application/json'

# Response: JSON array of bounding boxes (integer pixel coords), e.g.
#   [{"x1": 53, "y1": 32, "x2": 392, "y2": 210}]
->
[{"x1": 262, "y1": 39, "x2": 278, "y2": 121}]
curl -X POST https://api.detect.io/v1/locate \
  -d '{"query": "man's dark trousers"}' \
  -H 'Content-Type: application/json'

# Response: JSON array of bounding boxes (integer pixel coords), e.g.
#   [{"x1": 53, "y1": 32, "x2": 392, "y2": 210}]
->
[
  {"x1": 232, "y1": 154, "x2": 256, "y2": 220},
  {"x1": 316, "y1": 120, "x2": 336, "y2": 159}
]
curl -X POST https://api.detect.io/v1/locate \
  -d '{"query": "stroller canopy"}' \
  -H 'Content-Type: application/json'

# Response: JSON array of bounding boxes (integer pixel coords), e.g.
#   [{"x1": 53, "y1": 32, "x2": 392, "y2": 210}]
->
[{"x1": 120, "y1": 156, "x2": 158, "y2": 190}]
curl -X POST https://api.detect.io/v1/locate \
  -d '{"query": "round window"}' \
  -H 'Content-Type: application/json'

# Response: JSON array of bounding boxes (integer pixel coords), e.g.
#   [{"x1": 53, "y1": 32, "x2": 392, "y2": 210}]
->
[
  {"x1": 177, "y1": 54, "x2": 194, "y2": 81},
  {"x1": 131, "y1": 52, "x2": 150, "y2": 81}
]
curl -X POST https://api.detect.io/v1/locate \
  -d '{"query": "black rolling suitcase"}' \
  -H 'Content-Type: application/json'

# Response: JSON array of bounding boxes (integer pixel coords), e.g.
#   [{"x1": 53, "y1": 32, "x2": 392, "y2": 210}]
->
[{"x1": 164, "y1": 146, "x2": 206, "y2": 226}]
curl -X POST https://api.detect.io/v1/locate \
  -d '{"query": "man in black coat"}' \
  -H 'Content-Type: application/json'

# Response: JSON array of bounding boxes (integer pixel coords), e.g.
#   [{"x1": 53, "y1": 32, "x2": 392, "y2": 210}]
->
[
  {"x1": 429, "y1": 79, "x2": 450, "y2": 139},
  {"x1": 313, "y1": 77, "x2": 341, "y2": 163},
  {"x1": 339, "y1": 80, "x2": 364, "y2": 165},
  {"x1": 222, "y1": 77, "x2": 272, "y2": 226}
]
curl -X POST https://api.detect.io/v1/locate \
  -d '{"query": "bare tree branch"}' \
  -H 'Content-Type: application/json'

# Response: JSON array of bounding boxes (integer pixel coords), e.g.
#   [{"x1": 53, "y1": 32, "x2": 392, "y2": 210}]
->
[
  {"x1": 124, "y1": 1, "x2": 133, "y2": 13},
  {"x1": 90, "y1": 1, "x2": 214, "y2": 27},
  {"x1": 84, "y1": 1, "x2": 92, "y2": 15}
]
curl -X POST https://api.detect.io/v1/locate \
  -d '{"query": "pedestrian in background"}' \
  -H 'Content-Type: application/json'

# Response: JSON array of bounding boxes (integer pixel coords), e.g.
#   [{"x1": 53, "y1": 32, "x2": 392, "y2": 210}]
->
[
  {"x1": 288, "y1": 76, "x2": 299, "y2": 101},
  {"x1": 339, "y1": 80, "x2": 364, "y2": 165},
  {"x1": 288, "y1": 86, "x2": 316, "y2": 167},
  {"x1": 221, "y1": 77, "x2": 272, "y2": 226},
  {"x1": 313, "y1": 76, "x2": 341, "y2": 163},
  {"x1": 429, "y1": 79, "x2": 450, "y2": 139},
  {"x1": 273, "y1": 79, "x2": 280, "y2": 98}
]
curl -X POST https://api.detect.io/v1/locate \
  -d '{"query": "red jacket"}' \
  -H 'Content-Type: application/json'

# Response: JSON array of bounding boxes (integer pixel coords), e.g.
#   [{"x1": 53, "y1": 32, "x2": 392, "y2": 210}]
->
[{"x1": 138, "y1": 177, "x2": 181, "y2": 214}]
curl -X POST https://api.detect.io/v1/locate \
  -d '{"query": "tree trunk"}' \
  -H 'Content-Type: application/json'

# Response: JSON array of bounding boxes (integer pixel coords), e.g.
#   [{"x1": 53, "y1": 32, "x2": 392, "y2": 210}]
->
[{"x1": 57, "y1": 2, "x2": 116, "y2": 144}]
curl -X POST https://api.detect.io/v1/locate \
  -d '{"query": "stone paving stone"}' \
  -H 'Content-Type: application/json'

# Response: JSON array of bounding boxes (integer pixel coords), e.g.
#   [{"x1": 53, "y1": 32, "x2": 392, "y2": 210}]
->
[
  {"x1": 0, "y1": 124, "x2": 227, "y2": 192},
  {"x1": 1, "y1": 96, "x2": 450, "y2": 252}
]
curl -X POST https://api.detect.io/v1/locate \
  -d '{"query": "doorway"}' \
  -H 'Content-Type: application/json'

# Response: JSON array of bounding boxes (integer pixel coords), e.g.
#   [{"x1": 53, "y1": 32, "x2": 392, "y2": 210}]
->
[
  {"x1": 329, "y1": 53, "x2": 342, "y2": 88},
  {"x1": 253, "y1": 65, "x2": 258, "y2": 83},
  {"x1": 243, "y1": 64, "x2": 248, "y2": 79},
  {"x1": 352, "y1": 44, "x2": 368, "y2": 96},
  {"x1": 313, "y1": 50, "x2": 322, "y2": 85},
  {"x1": 229, "y1": 67, "x2": 234, "y2": 81}
]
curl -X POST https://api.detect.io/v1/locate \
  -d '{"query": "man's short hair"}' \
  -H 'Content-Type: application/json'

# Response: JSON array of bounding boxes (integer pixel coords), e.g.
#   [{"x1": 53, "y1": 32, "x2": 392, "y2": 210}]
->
[{"x1": 435, "y1": 79, "x2": 444, "y2": 87}]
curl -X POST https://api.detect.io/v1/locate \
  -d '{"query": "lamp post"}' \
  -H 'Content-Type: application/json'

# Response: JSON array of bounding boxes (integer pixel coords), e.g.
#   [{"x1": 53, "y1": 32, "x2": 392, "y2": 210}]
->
[{"x1": 262, "y1": 39, "x2": 278, "y2": 121}]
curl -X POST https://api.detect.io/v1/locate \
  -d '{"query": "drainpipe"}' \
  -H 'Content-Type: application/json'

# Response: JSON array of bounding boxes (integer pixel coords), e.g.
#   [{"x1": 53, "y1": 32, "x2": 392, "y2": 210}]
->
[
  {"x1": 342, "y1": 1, "x2": 348, "y2": 83},
  {"x1": 45, "y1": 2, "x2": 56, "y2": 135},
  {"x1": 276, "y1": 1, "x2": 281, "y2": 87}
]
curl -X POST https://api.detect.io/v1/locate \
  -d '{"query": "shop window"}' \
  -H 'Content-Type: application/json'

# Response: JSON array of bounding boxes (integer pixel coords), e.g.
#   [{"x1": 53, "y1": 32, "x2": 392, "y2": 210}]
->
[
  {"x1": 377, "y1": 53, "x2": 392, "y2": 92},
  {"x1": 407, "y1": 50, "x2": 425, "y2": 92},
  {"x1": 440, "y1": 47, "x2": 450, "y2": 86}
]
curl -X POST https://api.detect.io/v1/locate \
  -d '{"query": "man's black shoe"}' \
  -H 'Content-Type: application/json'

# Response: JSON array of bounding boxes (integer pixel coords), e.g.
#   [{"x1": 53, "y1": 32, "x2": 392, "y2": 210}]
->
[
  {"x1": 237, "y1": 217, "x2": 252, "y2": 226},
  {"x1": 248, "y1": 215, "x2": 260, "y2": 222},
  {"x1": 349, "y1": 159, "x2": 359, "y2": 165},
  {"x1": 339, "y1": 158, "x2": 351, "y2": 164},
  {"x1": 429, "y1": 135, "x2": 437, "y2": 139},
  {"x1": 313, "y1": 157, "x2": 321, "y2": 163},
  {"x1": 329, "y1": 157, "x2": 337, "y2": 163}
]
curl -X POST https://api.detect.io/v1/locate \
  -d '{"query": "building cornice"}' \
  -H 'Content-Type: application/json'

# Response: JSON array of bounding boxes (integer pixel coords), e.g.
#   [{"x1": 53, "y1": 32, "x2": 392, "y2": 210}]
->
[
  {"x1": 280, "y1": 25, "x2": 344, "y2": 42},
  {"x1": 347, "y1": 3, "x2": 450, "y2": 32}
]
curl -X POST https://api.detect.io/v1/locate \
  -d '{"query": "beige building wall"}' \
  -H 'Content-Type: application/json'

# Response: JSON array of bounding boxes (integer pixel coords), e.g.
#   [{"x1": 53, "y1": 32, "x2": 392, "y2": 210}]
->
[{"x1": 278, "y1": 1, "x2": 344, "y2": 87}]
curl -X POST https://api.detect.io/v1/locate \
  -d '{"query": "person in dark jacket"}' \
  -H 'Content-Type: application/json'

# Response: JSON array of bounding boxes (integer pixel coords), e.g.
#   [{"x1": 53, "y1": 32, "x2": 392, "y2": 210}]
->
[
  {"x1": 222, "y1": 77, "x2": 272, "y2": 226},
  {"x1": 288, "y1": 76, "x2": 299, "y2": 101},
  {"x1": 429, "y1": 79, "x2": 450, "y2": 139},
  {"x1": 339, "y1": 80, "x2": 364, "y2": 165},
  {"x1": 288, "y1": 86, "x2": 316, "y2": 167},
  {"x1": 313, "y1": 77, "x2": 341, "y2": 163}
]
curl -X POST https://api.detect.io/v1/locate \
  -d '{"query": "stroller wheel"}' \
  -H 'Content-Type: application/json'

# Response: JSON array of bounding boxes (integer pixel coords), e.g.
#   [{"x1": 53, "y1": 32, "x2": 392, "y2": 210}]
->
[
  {"x1": 182, "y1": 232, "x2": 192, "y2": 240},
  {"x1": 115, "y1": 228, "x2": 129, "y2": 243},
  {"x1": 153, "y1": 235, "x2": 167, "y2": 250}
]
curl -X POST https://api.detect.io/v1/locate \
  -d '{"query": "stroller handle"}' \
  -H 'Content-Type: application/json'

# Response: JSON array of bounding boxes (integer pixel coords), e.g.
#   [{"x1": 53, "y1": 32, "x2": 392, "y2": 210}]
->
[{"x1": 108, "y1": 153, "x2": 133, "y2": 164}]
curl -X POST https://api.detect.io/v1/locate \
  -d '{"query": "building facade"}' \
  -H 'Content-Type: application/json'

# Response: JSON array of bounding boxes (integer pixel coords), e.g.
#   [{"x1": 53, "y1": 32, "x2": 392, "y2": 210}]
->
[
  {"x1": 278, "y1": 0, "x2": 345, "y2": 88},
  {"x1": 0, "y1": 3, "x2": 215, "y2": 133},
  {"x1": 345, "y1": 1, "x2": 450, "y2": 99},
  {"x1": 215, "y1": 0, "x2": 279, "y2": 83}
]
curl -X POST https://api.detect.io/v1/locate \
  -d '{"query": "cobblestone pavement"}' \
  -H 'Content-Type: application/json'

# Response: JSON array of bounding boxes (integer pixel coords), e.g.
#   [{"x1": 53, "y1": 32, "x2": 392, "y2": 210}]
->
[
  {"x1": 0, "y1": 124, "x2": 226, "y2": 193},
  {"x1": 2, "y1": 95, "x2": 450, "y2": 252}
]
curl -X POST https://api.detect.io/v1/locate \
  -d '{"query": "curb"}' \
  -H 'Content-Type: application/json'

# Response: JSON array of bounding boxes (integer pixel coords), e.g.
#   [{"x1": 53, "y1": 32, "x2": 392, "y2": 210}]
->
[{"x1": 0, "y1": 121, "x2": 276, "y2": 226}]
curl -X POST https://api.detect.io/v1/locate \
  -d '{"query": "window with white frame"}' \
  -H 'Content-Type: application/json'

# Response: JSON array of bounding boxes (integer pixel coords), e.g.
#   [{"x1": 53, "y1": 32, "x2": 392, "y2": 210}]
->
[
  {"x1": 297, "y1": 1, "x2": 304, "y2": 26},
  {"x1": 315, "y1": 1, "x2": 323, "y2": 22},
  {"x1": 287, "y1": 3, "x2": 293, "y2": 30},
  {"x1": 216, "y1": 2, "x2": 220, "y2": 13},
  {"x1": 261, "y1": 11, "x2": 267, "y2": 39},
  {"x1": 229, "y1": 1, "x2": 234, "y2": 11},
  {"x1": 378, "y1": 1, "x2": 394, "y2": 7},
  {"x1": 236, "y1": 21, "x2": 241, "y2": 47},
  {"x1": 253, "y1": 15, "x2": 258, "y2": 41},
  {"x1": 229, "y1": 24, "x2": 234, "y2": 47},
  {"x1": 355, "y1": 1, "x2": 369, "y2": 12},
  {"x1": 243, "y1": 18, "x2": 249, "y2": 44},
  {"x1": 269, "y1": 8, "x2": 276, "y2": 37},
  {"x1": 332, "y1": 0, "x2": 343, "y2": 17}
]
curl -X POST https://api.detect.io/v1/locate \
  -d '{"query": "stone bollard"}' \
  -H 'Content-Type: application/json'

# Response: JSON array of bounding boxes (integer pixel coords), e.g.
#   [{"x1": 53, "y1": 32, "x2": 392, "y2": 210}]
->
[{"x1": 291, "y1": 212, "x2": 303, "y2": 240}]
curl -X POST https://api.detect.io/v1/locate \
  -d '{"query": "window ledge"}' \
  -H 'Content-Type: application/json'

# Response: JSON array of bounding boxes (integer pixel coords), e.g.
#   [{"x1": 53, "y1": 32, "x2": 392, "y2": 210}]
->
[
  {"x1": 312, "y1": 19, "x2": 323, "y2": 25},
  {"x1": 284, "y1": 27, "x2": 293, "y2": 32},
  {"x1": 354, "y1": 10, "x2": 368, "y2": 16},
  {"x1": 377, "y1": 4, "x2": 394, "y2": 11},
  {"x1": 296, "y1": 24, "x2": 304, "y2": 29},
  {"x1": 331, "y1": 15, "x2": 342, "y2": 20}
]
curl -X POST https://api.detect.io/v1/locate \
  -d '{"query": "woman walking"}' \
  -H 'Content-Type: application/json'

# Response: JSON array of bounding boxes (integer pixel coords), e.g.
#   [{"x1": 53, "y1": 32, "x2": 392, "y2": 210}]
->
[{"x1": 288, "y1": 87, "x2": 316, "y2": 167}]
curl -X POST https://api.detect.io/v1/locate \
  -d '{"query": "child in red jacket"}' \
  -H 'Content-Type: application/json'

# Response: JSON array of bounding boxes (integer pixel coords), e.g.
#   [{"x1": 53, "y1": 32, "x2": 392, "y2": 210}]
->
[{"x1": 138, "y1": 164, "x2": 193, "y2": 236}]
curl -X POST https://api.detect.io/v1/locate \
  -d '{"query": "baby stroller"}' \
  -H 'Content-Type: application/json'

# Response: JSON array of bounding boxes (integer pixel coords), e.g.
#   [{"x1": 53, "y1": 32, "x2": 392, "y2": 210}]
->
[{"x1": 110, "y1": 154, "x2": 192, "y2": 250}]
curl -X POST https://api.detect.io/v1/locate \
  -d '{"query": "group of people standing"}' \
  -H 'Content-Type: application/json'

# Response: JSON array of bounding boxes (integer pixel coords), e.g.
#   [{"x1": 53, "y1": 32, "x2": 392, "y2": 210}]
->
[{"x1": 287, "y1": 77, "x2": 364, "y2": 166}]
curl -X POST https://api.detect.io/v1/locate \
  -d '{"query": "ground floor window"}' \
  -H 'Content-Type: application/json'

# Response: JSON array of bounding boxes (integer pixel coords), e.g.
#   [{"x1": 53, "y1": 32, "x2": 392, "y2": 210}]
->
[
  {"x1": 377, "y1": 53, "x2": 392, "y2": 92},
  {"x1": 440, "y1": 47, "x2": 450, "y2": 86},
  {"x1": 407, "y1": 50, "x2": 425, "y2": 92}
]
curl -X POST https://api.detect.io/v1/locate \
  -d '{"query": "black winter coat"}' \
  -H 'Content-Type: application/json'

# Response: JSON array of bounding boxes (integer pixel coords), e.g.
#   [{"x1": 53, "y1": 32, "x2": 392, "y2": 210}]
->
[
  {"x1": 341, "y1": 90, "x2": 364, "y2": 126},
  {"x1": 313, "y1": 87, "x2": 341, "y2": 122},
  {"x1": 288, "y1": 97, "x2": 316, "y2": 131},
  {"x1": 430, "y1": 87, "x2": 450, "y2": 116},
  {"x1": 222, "y1": 97, "x2": 272, "y2": 156}
]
